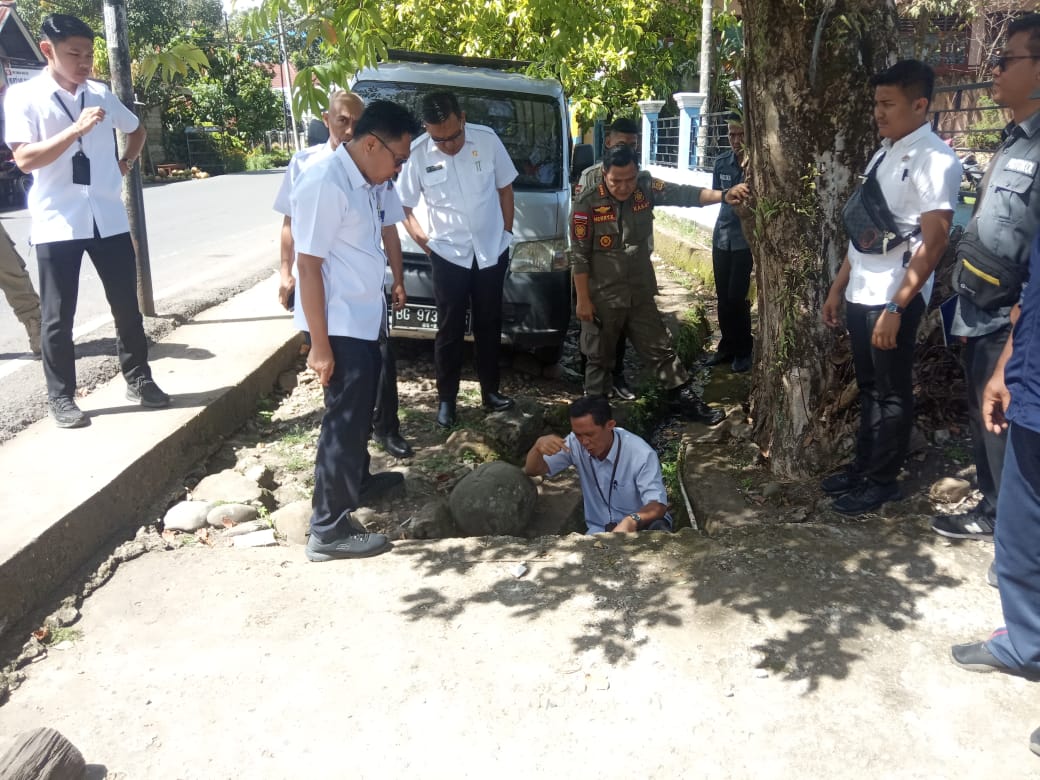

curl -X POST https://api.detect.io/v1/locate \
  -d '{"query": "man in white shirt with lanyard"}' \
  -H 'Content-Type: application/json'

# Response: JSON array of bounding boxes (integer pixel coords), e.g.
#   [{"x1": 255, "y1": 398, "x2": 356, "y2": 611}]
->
[
  {"x1": 5, "y1": 14, "x2": 168, "y2": 429},
  {"x1": 291, "y1": 100, "x2": 420, "y2": 562},
  {"x1": 398, "y1": 91, "x2": 518, "y2": 428},
  {"x1": 524, "y1": 395, "x2": 672, "y2": 534},
  {"x1": 821, "y1": 59, "x2": 961, "y2": 515}
]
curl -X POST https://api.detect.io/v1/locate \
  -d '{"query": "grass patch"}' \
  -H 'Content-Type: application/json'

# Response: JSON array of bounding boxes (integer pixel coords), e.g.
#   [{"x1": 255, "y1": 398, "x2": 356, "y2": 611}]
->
[
  {"x1": 256, "y1": 394, "x2": 277, "y2": 423},
  {"x1": 656, "y1": 211, "x2": 714, "y2": 246},
  {"x1": 282, "y1": 453, "x2": 311, "y2": 473},
  {"x1": 675, "y1": 306, "x2": 711, "y2": 365},
  {"x1": 278, "y1": 425, "x2": 314, "y2": 447}
]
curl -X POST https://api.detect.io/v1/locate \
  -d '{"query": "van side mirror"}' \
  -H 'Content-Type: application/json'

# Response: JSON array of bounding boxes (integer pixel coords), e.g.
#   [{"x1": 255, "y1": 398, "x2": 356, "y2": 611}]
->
[{"x1": 571, "y1": 143, "x2": 594, "y2": 183}]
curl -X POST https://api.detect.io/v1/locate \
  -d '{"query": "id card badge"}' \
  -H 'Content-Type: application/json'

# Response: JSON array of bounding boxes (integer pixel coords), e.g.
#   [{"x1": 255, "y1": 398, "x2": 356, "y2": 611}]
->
[{"x1": 72, "y1": 150, "x2": 91, "y2": 185}]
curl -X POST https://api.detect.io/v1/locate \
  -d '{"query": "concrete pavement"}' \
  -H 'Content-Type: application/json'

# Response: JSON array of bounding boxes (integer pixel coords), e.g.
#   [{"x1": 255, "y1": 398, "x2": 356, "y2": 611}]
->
[{"x1": 0, "y1": 275, "x2": 299, "y2": 633}]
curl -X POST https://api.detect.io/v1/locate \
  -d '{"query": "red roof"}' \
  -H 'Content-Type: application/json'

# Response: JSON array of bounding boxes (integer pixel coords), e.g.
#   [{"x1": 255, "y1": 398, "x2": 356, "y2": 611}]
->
[{"x1": 261, "y1": 62, "x2": 297, "y2": 90}]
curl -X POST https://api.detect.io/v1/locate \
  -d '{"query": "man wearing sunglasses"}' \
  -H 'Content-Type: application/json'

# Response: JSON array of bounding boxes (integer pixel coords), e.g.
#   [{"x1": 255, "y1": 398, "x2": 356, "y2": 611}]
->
[
  {"x1": 399, "y1": 92, "x2": 518, "y2": 428},
  {"x1": 932, "y1": 14, "x2": 1040, "y2": 551}
]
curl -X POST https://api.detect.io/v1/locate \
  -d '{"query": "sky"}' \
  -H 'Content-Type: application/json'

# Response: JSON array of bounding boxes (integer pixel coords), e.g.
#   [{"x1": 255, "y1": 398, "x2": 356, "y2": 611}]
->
[{"x1": 222, "y1": 0, "x2": 262, "y2": 12}]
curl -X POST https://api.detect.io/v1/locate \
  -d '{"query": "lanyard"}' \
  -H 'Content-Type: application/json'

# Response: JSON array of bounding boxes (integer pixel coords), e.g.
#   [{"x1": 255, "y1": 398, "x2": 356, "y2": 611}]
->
[
  {"x1": 590, "y1": 432, "x2": 623, "y2": 519},
  {"x1": 53, "y1": 91, "x2": 86, "y2": 149}
]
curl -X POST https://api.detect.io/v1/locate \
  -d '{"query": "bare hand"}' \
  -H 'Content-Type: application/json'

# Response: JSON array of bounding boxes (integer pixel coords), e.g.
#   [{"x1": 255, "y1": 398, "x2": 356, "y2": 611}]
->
[
  {"x1": 307, "y1": 342, "x2": 335, "y2": 387},
  {"x1": 74, "y1": 106, "x2": 105, "y2": 138},
  {"x1": 576, "y1": 298, "x2": 596, "y2": 323},
  {"x1": 870, "y1": 310, "x2": 900, "y2": 350},
  {"x1": 982, "y1": 370, "x2": 1011, "y2": 435},
  {"x1": 533, "y1": 434, "x2": 569, "y2": 457},
  {"x1": 391, "y1": 282, "x2": 407, "y2": 311},
  {"x1": 612, "y1": 516, "x2": 638, "y2": 533},
  {"x1": 822, "y1": 290, "x2": 844, "y2": 329},
  {"x1": 725, "y1": 183, "x2": 750, "y2": 205},
  {"x1": 278, "y1": 272, "x2": 295, "y2": 310}
]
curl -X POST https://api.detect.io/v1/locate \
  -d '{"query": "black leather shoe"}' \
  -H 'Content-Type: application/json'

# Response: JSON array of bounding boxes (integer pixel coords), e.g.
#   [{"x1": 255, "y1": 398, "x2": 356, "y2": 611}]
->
[
  {"x1": 820, "y1": 468, "x2": 862, "y2": 496},
  {"x1": 372, "y1": 431, "x2": 414, "y2": 458},
  {"x1": 482, "y1": 392, "x2": 515, "y2": 412},
  {"x1": 611, "y1": 377, "x2": 636, "y2": 401},
  {"x1": 436, "y1": 401, "x2": 456, "y2": 428},
  {"x1": 831, "y1": 480, "x2": 900, "y2": 515},
  {"x1": 704, "y1": 351, "x2": 734, "y2": 366},
  {"x1": 678, "y1": 396, "x2": 725, "y2": 426}
]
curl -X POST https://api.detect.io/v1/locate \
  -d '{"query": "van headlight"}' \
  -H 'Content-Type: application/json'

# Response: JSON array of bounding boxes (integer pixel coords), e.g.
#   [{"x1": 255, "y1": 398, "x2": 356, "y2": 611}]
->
[{"x1": 510, "y1": 239, "x2": 569, "y2": 273}]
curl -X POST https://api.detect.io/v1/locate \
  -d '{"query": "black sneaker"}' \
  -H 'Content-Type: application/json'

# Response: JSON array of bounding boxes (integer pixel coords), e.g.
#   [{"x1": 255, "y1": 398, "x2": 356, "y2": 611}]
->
[
  {"x1": 949, "y1": 638, "x2": 1040, "y2": 681},
  {"x1": 305, "y1": 531, "x2": 390, "y2": 562},
  {"x1": 831, "y1": 480, "x2": 900, "y2": 516},
  {"x1": 611, "y1": 377, "x2": 636, "y2": 401},
  {"x1": 820, "y1": 468, "x2": 862, "y2": 496},
  {"x1": 48, "y1": 396, "x2": 89, "y2": 429},
  {"x1": 126, "y1": 377, "x2": 171, "y2": 408},
  {"x1": 704, "y1": 351, "x2": 733, "y2": 366},
  {"x1": 931, "y1": 510, "x2": 995, "y2": 540},
  {"x1": 731, "y1": 355, "x2": 752, "y2": 373}
]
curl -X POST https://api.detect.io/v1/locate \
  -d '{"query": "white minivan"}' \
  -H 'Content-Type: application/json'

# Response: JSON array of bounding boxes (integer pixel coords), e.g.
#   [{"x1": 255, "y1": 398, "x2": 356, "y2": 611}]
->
[{"x1": 351, "y1": 54, "x2": 576, "y2": 364}]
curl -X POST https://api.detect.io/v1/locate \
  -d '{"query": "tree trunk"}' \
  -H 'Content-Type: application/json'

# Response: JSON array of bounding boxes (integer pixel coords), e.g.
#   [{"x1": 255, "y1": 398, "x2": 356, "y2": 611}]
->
[{"x1": 740, "y1": 0, "x2": 898, "y2": 478}]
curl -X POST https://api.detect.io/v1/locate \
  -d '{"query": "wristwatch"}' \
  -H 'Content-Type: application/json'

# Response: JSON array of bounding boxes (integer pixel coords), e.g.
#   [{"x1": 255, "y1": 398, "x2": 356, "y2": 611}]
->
[
  {"x1": 628, "y1": 512, "x2": 641, "y2": 527},
  {"x1": 885, "y1": 301, "x2": 904, "y2": 315}
]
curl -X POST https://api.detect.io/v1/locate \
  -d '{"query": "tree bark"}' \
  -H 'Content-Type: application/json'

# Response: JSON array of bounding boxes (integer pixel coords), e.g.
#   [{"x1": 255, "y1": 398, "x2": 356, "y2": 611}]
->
[{"x1": 740, "y1": 0, "x2": 899, "y2": 478}]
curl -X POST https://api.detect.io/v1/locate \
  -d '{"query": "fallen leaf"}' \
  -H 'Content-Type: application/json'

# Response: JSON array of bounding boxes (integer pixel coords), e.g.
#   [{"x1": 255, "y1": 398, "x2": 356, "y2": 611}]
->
[
  {"x1": 32, "y1": 627, "x2": 50, "y2": 642},
  {"x1": 222, "y1": 517, "x2": 235, "y2": 528},
  {"x1": 161, "y1": 529, "x2": 178, "y2": 543},
  {"x1": 194, "y1": 528, "x2": 213, "y2": 546}
]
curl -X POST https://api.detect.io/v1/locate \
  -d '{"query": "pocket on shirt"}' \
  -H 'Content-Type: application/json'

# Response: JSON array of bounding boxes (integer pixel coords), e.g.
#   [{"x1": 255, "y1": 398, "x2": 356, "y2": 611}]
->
[{"x1": 991, "y1": 166, "x2": 1036, "y2": 223}]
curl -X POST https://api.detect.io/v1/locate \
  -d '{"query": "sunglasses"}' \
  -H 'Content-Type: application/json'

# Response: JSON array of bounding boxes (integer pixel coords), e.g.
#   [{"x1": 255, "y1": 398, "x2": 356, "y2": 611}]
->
[
  {"x1": 989, "y1": 53, "x2": 1038, "y2": 71},
  {"x1": 428, "y1": 126, "x2": 464, "y2": 145},
  {"x1": 371, "y1": 134, "x2": 409, "y2": 167}
]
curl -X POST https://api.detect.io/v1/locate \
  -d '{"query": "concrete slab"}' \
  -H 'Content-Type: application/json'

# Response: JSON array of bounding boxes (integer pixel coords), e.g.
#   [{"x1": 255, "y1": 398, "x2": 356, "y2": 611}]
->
[{"x1": 0, "y1": 275, "x2": 300, "y2": 632}]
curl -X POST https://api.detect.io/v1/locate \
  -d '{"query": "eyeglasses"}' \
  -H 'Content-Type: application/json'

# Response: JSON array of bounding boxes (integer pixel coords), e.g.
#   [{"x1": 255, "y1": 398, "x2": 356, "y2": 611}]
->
[
  {"x1": 428, "y1": 126, "x2": 464, "y2": 145},
  {"x1": 371, "y1": 134, "x2": 408, "y2": 167},
  {"x1": 989, "y1": 53, "x2": 1039, "y2": 71}
]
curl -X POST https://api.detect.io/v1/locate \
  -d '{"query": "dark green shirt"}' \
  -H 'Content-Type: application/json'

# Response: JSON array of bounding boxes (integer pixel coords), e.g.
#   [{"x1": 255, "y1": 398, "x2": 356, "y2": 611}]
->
[{"x1": 569, "y1": 171, "x2": 704, "y2": 306}]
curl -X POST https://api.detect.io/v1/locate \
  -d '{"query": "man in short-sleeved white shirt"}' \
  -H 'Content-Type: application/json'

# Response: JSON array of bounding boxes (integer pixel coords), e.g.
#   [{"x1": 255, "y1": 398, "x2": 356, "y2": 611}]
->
[
  {"x1": 821, "y1": 59, "x2": 961, "y2": 515},
  {"x1": 290, "y1": 99, "x2": 419, "y2": 563},
  {"x1": 524, "y1": 395, "x2": 672, "y2": 534},
  {"x1": 5, "y1": 13, "x2": 168, "y2": 429},
  {"x1": 398, "y1": 91, "x2": 518, "y2": 428}
]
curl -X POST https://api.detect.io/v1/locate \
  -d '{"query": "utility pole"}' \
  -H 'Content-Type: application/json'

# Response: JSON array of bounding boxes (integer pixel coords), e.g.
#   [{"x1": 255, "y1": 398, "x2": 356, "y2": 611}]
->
[
  {"x1": 103, "y1": 0, "x2": 154, "y2": 315},
  {"x1": 696, "y1": 0, "x2": 713, "y2": 167},
  {"x1": 277, "y1": 10, "x2": 298, "y2": 151}
]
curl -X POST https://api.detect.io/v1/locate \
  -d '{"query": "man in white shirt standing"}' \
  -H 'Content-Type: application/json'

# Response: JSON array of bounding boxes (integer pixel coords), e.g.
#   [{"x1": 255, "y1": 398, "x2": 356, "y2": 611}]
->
[
  {"x1": 821, "y1": 59, "x2": 961, "y2": 515},
  {"x1": 291, "y1": 100, "x2": 419, "y2": 562},
  {"x1": 398, "y1": 92, "x2": 518, "y2": 428},
  {"x1": 4, "y1": 14, "x2": 168, "y2": 428}
]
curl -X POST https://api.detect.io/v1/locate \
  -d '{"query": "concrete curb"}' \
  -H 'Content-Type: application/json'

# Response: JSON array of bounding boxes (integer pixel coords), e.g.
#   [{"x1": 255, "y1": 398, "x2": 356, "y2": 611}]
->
[{"x1": 0, "y1": 276, "x2": 300, "y2": 633}]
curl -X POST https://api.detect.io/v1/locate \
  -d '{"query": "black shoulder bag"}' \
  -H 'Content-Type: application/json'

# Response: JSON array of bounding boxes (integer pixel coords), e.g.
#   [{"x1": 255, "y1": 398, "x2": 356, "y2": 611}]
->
[{"x1": 842, "y1": 153, "x2": 920, "y2": 265}]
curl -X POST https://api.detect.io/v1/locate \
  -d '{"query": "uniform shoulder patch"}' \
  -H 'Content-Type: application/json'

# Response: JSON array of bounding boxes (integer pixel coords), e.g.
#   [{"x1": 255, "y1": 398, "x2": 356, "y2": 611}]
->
[
  {"x1": 652, "y1": 178, "x2": 666, "y2": 192},
  {"x1": 572, "y1": 211, "x2": 590, "y2": 240},
  {"x1": 597, "y1": 183, "x2": 607, "y2": 198}
]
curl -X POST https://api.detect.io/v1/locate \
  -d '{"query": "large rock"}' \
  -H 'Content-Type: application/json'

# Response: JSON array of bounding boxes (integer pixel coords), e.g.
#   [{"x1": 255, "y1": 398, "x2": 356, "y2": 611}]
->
[
  {"x1": 0, "y1": 727, "x2": 86, "y2": 780},
  {"x1": 206, "y1": 503, "x2": 259, "y2": 528},
  {"x1": 192, "y1": 469, "x2": 264, "y2": 506},
  {"x1": 271, "y1": 500, "x2": 312, "y2": 545},
  {"x1": 163, "y1": 500, "x2": 214, "y2": 532},
  {"x1": 929, "y1": 477, "x2": 972, "y2": 504},
  {"x1": 449, "y1": 462, "x2": 537, "y2": 537},
  {"x1": 482, "y1": 399, "x2": 545, "y2": 460},
  {"x1": 445, "y1": 430, "x2": 500, "y2": 463}
]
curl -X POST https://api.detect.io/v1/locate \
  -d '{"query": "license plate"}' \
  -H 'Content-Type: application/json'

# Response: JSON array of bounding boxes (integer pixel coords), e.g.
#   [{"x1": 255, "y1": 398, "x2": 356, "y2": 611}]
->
[{"x1": 390, "y1": 304, "x2": 471, "y2": 334}]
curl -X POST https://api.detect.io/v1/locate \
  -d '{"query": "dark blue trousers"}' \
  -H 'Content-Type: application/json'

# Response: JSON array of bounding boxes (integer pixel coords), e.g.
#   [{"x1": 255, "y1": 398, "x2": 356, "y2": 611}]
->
[
  {"x1": 309, "y1": 336, "x2": 381, "y2": 543},
  {"x1": 988, "y1": 422, "x2": 1040, "y2": 673},
  {"x1": 845, "y1": 295, "x2": 925, "y2": 484},
  {"x1": 961, "y1": 327, "x2": 1010, "y2": 517}
]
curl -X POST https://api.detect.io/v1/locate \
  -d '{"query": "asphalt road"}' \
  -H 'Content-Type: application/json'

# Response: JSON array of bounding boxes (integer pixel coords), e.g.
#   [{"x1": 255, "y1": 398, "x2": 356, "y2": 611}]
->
[{"x1": 0, "y1": 169, "x2": 285, "y2": 440}]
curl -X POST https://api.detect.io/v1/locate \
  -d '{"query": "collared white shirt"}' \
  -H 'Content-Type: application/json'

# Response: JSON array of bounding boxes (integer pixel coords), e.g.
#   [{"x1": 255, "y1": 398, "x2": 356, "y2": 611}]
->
[
  {"x1": 5, "y1": 71, "x2": 140, "y2": 244},
  {"x1": 398, "y1": 123, "x2": 518, "y2": 269},
  {"x1": 846, "y1": 122, "x2": 961, "y2": 305},
  {"x1": 290, "y1": 143, "x2": 404, "y2": 340},
  {"x1": 272, "y1": 142, "x2": 333, "y2": 217},
  {"x1": 542, "y1": 427, "x2": 670, "y2": 534}
]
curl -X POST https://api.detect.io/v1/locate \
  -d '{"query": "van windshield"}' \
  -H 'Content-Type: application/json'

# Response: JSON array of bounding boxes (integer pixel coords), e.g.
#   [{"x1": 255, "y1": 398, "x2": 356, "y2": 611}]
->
[{"x1": 352, "y1": 80, "x2": 563, "y2": 191}]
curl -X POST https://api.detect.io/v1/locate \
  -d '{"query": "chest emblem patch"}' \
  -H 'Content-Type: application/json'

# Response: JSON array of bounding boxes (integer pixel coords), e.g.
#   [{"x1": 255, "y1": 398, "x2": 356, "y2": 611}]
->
[{"x1": 599, "y1": 234, "x2": 616, "y2": 249}]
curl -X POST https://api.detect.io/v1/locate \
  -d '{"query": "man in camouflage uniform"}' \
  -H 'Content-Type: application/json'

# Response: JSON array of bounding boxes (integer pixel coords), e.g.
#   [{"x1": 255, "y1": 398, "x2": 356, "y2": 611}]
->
[
  {"x1": 574, "y1": 117, "x2": 640, "y2": 399},
  {"x1": 571, "y1": 144, "x2": 748, "y2": 424}
]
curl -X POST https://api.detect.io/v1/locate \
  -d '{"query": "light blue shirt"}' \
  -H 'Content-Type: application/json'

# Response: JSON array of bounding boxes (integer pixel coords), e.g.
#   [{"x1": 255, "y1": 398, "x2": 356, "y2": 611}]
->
[{"x1": 542, "y1": 427, "x2": 670, "y2": 534}]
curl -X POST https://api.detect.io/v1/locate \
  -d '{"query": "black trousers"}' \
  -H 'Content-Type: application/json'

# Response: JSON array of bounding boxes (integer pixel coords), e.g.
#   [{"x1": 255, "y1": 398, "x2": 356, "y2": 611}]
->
[
  {"x1": 845, "y1": 295, "x2": 925, "y2": 485},
  {"x1": 309, "y1": 336, "x2": 380, "y2": 542},
  {"x1": 371, "y1": 315, "x2": 401, "y2": 437},
  {"x1": 431, "y1": 249, "x2": 508, "y2": 402},
  {"x1": 36, "y1": 231, "x2": 150, "y2": 399},
  {"x1": 712, "y1": 246, "x2": 754, "y2": 358},
  {"x1": 962, "y1": 326, "x2": 1011, "y2": 517}
]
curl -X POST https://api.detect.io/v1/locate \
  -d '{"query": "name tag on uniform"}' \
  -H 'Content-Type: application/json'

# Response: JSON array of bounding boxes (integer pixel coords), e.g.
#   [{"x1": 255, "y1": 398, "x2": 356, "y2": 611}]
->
[
  {"x1": 426, "y1": 163, "x2": 445, "y2": 173},
  {"x1": 1006, "y1": 158, "x2": 1037, "y2": 176},
  {"x1": 592, "y1": 205, "x2": 615, "y2": 223}
]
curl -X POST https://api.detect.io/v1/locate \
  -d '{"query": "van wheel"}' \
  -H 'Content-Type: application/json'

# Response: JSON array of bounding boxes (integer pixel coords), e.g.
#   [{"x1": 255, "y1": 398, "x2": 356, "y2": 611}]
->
[{"x1": 532, "y1": 343, "x2": 564, "y2": 365}]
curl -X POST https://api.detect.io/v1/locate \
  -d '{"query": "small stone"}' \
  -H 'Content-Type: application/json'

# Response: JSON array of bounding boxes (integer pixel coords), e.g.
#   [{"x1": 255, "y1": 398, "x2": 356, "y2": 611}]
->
[
  {"x1": 277, "y1": 370, "x2": 298, "y2": 392},
  {"x1": 44, "y1": 606, "x2": 78, "y2": 629},
  {"x1": 932, "y1": 428, "x2": 952, "y2": 446},
  {"x1": 163, "y1": 500, "x2": 214, "y2": 532},
  {"x1": 232, "y1": 529, "x2": 277, "y2": 548},
  {"x1": 908, "y1": 426, "x2": 929, "y2": 454},
  {"x1": 929, "y1": 477, "x2": 972, "y2": 504},
  {"x1": 731, "y1": 423, "x2": 753, "y2": 441},
  {"x1": 270, "y1": 500, "x2": 312, "y2": 545},
  {"x1": 753, "y1": 668, "x2": 769, "y2": 679},
  {"x1": 225, "y1": 520, "x2": 268, "y2": 537},
  {"x1": 762, "y1": 482, "x2": 782, "y2": 500},
  {"x1": 0, "y1": 727, "x2": 86, "y2": 780},
  {"x1": 206, "y1": 503, "x2": 258, "y2": 528},
  {"x1": 409, "y1": 500, "x2": 458, "y2": 540},
  {"x1": 192, "y1": 469, "x2": 264, "y2": 505}
]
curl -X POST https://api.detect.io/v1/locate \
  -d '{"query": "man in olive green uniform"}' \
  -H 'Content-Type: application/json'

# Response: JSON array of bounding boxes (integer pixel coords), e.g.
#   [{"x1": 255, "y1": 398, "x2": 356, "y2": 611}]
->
[{"x1": 571, "y1": 144, "x2": 747, "y2": 424}]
